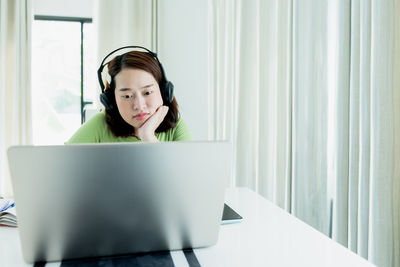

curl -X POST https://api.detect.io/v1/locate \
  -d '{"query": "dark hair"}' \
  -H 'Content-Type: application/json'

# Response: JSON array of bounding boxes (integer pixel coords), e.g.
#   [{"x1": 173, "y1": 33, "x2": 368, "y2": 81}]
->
[{"x1": 104, "y1": 51, "x2": 179, "y2": 137}]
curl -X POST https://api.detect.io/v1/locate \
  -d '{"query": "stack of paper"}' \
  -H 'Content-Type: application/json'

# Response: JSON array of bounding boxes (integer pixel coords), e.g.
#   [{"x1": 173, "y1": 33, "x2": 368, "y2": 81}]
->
[{"x1": 0, "y1": 199, "x2": 17, "y2": 227}]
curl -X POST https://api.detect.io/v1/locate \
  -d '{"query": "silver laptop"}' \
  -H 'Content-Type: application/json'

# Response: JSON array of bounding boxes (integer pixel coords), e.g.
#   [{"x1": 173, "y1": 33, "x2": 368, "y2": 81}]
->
[{"x1": 7, "y1": 141, "x2": 232, "y2": 263}]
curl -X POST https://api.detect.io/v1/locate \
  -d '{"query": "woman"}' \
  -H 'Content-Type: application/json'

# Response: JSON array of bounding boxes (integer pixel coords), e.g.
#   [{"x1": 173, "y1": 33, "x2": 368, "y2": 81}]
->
[{"x1": 67, "y1": 48, "x2": 191, "y2": 143}]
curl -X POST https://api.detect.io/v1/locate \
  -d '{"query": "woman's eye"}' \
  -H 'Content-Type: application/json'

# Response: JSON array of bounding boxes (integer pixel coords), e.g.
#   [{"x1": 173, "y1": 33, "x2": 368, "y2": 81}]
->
[
  {"x1": 144, "y1": 91, "x2": 153, "y2": 96},
  {"x1": 122, "y1": 95, "x2": 133, "y2": 99}
]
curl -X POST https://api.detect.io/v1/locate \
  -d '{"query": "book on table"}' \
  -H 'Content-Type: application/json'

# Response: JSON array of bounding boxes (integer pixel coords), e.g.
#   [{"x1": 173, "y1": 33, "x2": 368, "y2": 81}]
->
[{"x1": 0, "y1": 199, "x2": 17, "y2": 227}]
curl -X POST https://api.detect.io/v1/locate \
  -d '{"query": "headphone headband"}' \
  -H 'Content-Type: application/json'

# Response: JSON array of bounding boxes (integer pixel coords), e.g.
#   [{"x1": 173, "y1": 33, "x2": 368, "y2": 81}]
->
[
  {"x1": 97, "y1": 45, "x2": 164, "y2": 93},
  {"x1": 97, "y1": 45, "x2": 174, "y2": 109}
]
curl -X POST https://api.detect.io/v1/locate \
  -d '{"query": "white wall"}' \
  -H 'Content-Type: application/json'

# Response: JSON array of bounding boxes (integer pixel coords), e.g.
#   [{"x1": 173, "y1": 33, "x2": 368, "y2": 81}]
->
[
  {"x1": 158, "y1": 0, "x2": 209, "y2": 140},
  {"x1": 33, "y1": 0, "x2": 93, "y2": 18}
]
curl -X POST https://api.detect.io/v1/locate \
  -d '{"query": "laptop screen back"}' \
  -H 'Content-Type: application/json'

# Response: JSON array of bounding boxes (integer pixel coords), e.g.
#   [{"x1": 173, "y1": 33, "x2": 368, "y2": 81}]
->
[{"x1": 8, "y1": 141, "x2": 232, "y2": 263}]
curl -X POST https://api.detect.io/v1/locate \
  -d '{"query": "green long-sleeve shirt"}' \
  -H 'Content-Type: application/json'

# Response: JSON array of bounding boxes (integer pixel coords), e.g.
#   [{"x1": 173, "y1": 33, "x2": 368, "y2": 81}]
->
[{"x1": 66, "y1": 112, "x2": 192, "y2": 143}]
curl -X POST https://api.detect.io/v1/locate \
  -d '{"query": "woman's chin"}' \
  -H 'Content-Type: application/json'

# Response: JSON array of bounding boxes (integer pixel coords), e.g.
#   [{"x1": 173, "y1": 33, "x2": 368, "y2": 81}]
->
[{"x1": 124, "y1": 119, "x2": 140, "y2": 129}]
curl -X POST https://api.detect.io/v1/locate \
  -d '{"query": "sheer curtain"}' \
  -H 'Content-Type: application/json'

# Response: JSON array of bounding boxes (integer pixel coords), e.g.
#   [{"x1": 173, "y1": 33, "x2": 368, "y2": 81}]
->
[
  {"x1": 95, "y1": 0, "x2": 155, "y2": 61},
  {"x1": 209, "y1": 0, "x2": 292, "y2": 209},
  {"x1": 0, "y1": 0, "x2": 32, "y2": 198},
  {"x1": 93, "y1": 0, "x2": 155, "y2": 109},
  {"x1": 209, "y1": 0, "x2": 400, "y2": 266}
]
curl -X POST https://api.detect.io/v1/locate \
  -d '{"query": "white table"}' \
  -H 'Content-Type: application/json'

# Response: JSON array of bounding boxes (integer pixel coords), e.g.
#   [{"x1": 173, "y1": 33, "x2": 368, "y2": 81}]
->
[{"x1": 0, "y1": 188, "x2": 375, "y2": 266}]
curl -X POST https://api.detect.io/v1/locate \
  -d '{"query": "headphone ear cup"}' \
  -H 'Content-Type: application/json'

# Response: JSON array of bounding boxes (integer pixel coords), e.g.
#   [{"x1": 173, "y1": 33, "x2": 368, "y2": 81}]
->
[
  {"x1": 100, "y1": 91, "x2": 114, "y2": 110},
  {"x1": 164, "y1": 81, "x2": 174, "y2": 104}
]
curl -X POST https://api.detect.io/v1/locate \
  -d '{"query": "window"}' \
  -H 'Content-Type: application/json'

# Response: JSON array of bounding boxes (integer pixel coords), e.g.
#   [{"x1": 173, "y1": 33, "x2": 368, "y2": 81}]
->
[{"x1": 32, "y1": 16, "x2": 96, "y2": 145}]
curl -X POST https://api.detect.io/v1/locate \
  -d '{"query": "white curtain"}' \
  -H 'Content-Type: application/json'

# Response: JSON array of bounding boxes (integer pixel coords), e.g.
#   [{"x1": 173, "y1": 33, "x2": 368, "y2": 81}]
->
[
  {"x1": 95, "y1": 0, "x2": 155, "y2": 61},
  {"x1": 93, "y1": 0, "x2": 155, "y2": 110},
  {"x1": 0, "y1": 0, "x2": 32, "y2": 198},
  {"x1": 209, "y1": 0, "x2": 400, "y2": 266},
  {"x1": 209, "y1": 0, "x2": 292, "y2": 210}
]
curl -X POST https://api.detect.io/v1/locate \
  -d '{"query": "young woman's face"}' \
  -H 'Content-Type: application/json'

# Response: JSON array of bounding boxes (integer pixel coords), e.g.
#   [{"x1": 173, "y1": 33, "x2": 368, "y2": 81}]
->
[{"x1": 114, "y1": 68, "x2": 163, "y2": 129}]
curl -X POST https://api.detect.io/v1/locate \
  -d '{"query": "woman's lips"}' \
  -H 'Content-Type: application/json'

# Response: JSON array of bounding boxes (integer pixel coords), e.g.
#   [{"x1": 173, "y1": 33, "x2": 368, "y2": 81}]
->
[{"x1": 134, "y1": 113, "x2": 149, "y2": 120}]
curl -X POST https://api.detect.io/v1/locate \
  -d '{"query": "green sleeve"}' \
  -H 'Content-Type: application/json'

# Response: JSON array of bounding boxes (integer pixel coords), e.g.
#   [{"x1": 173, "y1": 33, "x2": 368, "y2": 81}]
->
[
  {"x1": 66, "y1": 113, "x2": 191, "y2": 143},
  {"x1": 66, "y1": 113, "x2": 106, "y2": 144},
  {"x1": 173, "y1": 118, "x2": 192, "y2": 141}
]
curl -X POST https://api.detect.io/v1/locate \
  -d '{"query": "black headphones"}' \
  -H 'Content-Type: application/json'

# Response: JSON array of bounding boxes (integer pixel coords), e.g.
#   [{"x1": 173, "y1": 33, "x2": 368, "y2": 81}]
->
[{"x1": 97, "y1": 45, "x2": 174, "y2": 110}]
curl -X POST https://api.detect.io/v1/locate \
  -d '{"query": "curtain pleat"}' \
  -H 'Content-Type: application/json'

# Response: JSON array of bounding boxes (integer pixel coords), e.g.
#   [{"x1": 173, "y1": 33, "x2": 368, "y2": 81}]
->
[
  {"x1": 368, "y1": 1, "x2": 400, "y2": 265},
  {"x1": 393, "y1": 1, "x2": 400, "y2": 266},
  {"x1": 257, "y1": 0, "x2": 292, "y2": 211},
  {"x1": 355, "y1": 0, "x2": 372, "y2": 259},
  {"x1": 330, "y1": 0, "x2": 351, "y2": 247},
  {"x1": 0, "y1": 0, "x2": 32, "y2": 198},
  {"x1": 208, "y1": 0, "x2": 240, "y2": 187},
  {"x1": 291, "y1": 0, "x2": 330, "y2": 236},
  {"x1": 234, "y1": 0, "x2": 260, "y2": 190},
  {"x1": 348, "y1": 0, "x2": 361, "y2": 255}
]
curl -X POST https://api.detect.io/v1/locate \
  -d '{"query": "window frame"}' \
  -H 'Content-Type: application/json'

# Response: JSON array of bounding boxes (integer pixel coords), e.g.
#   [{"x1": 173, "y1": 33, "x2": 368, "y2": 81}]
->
[{"x1": 33, "y1": 15, "x2": 93, "y2": 124}]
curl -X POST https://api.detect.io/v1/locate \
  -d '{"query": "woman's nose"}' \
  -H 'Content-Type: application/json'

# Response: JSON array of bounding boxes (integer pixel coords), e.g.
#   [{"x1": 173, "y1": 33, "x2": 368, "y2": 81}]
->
[{"x1": 132, "y1": 95, "x2": 146, "y2": 110}]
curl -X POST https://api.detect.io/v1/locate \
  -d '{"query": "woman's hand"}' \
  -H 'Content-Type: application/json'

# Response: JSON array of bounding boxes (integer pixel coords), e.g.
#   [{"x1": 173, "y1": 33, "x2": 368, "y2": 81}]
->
[{"x1": 135, "y1": 106, "x2": 169, "y2": 142}]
